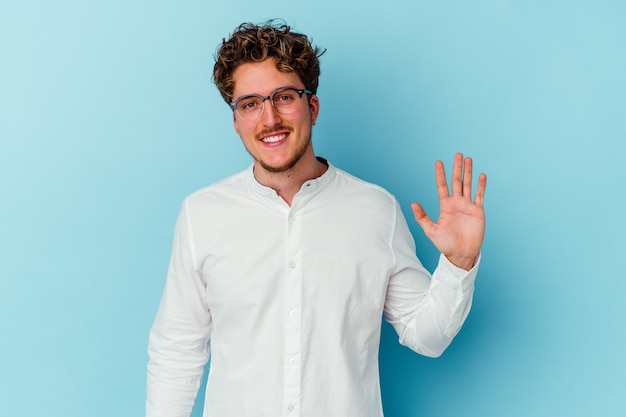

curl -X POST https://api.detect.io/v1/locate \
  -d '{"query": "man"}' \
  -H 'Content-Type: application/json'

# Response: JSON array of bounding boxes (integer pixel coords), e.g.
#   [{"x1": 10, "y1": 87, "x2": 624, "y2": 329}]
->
[{"x1": 147, "y1": 20, "x2": 487, "y2": 417}]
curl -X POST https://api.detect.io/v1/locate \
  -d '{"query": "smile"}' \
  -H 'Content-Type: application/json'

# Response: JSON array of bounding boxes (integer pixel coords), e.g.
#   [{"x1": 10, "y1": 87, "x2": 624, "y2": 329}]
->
[{"x1": 261, "y1": 133, "x2": 288, "y2": 143}]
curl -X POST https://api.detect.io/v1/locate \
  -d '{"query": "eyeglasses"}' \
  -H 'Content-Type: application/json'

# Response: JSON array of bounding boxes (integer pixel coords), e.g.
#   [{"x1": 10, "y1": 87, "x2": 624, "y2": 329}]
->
[{"x1": 230, "y1": 87, "x2": 312, "y2": 121}]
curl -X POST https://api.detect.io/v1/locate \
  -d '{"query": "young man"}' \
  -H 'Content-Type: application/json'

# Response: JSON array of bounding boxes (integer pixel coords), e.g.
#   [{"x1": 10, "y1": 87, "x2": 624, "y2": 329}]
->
[{"x1": 147, "y1": 20, "x2": 487, "y2": 417}]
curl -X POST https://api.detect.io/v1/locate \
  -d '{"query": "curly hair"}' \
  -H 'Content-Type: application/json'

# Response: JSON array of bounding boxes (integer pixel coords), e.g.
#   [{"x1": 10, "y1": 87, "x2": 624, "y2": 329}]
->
[{"x1": 213, "y1": 20, "x2": 326, "y2": 104}]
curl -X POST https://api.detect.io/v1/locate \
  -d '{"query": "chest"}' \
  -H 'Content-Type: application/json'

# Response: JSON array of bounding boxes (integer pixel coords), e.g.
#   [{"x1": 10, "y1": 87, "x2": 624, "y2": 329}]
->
[{"x1": 195, "y1": 202, "x2": 394, "y2": 321}]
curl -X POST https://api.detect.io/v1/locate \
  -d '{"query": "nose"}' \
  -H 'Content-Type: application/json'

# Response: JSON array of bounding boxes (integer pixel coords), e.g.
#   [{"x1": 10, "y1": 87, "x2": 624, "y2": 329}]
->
[{"x1": 260, "y1": 99, "x2": 282, "y2": 127}]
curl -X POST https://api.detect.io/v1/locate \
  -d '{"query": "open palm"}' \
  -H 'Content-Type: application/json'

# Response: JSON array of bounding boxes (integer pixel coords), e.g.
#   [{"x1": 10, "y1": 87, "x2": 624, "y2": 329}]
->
[{"x1": 411, "y1": 153, "x2": 487, "y2": 271}]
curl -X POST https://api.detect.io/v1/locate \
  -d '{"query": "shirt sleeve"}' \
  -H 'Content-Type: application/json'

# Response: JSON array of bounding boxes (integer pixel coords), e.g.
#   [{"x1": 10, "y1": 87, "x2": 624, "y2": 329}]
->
[
  {"x1": 383, "y1": 202, "x2": 479, "y2": 358},
  {"x1": 146, "y1": 200, "x2": 213, "y2": 417}
]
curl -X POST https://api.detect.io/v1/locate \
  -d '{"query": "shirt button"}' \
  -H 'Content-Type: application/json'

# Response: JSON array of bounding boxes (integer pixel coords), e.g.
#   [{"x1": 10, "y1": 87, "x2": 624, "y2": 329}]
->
[
  {"x1": 288, "y1": 404, "x2": 295, "y2": 412},
  {"x1": 289, "y1": 214, "x2": 296, "y2": 222},
  {"x1": 289, "y1": 261, "x2": 296, "y2": 269},
  {"x1": 288, "y1": 357, "x2": 296, "y2": 365},
  {"x1": 289, "y1": 309, "x2": 296, "y2": 317}
]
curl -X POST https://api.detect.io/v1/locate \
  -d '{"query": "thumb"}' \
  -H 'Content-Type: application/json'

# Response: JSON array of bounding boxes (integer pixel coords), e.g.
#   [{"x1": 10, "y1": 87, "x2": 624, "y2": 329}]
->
[{"x1": 411, "y1": 202, "x2": 434, "y2": 234}]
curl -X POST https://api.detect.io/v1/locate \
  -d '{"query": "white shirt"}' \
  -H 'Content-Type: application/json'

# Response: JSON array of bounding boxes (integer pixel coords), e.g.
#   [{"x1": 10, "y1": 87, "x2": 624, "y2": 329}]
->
[{"x1": 146, "y1": 162, "x2": 478, "y2": 417}]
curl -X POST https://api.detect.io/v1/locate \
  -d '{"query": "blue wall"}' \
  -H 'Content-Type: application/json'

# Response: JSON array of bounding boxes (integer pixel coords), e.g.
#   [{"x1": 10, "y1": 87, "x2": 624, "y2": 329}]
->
[{"x1": 1, "y1": 1, "x2": 625, "y2": 416}]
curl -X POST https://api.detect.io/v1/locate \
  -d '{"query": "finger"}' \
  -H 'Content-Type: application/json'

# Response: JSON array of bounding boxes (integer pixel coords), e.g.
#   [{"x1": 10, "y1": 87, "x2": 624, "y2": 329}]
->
[
  {"x1": 475, "y1": 173, "x2": 487, "y2": 207},
  {"x1": 451, "y1": 153, "x2": 464, "y2": 196},
  {"x1": 463, "y1": 156, "x2": 473, "y2": 200},
  {"x1": 411, "y1": 202, "x2": 435, "y2": 235},
  {"x1": 434, "y1": 160, "x2": 449, "y2": 199}
]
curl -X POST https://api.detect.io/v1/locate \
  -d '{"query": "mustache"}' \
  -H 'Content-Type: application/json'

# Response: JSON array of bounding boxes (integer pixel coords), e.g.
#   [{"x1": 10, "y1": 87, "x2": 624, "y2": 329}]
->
[{"x1": 255, "y1": 126, "x2": 294, "y2": 140}]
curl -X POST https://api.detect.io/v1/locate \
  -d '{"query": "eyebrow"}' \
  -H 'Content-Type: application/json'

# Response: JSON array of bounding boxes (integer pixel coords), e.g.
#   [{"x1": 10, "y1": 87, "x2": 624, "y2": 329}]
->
[{"x1": 232, "y1": 85, "x2": 304, "y2": 102}]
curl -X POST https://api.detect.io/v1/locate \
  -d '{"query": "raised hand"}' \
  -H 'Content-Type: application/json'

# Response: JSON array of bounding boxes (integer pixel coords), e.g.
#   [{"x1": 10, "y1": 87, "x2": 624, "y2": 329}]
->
[{"x1": 411, "y1": 153, "x2": 487, "y2": 270}]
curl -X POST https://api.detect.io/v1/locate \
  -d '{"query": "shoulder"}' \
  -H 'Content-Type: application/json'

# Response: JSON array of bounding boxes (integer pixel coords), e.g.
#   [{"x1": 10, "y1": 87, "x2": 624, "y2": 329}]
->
[
  {"x1": 182, "y1": 168, "x2": 252, "y2": 212},
  {"x1": 330, "y1": 165, "x2": 398, "y2": 207},
  {"x1": 317, "y1": 164, "x2": 401, "y2": 223}
]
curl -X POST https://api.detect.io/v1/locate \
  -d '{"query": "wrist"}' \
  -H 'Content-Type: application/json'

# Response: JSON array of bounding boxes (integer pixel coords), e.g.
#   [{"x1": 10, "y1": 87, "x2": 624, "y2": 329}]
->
[{"x1": 445, "y1": 255, "x2": 476, "y2": 271}]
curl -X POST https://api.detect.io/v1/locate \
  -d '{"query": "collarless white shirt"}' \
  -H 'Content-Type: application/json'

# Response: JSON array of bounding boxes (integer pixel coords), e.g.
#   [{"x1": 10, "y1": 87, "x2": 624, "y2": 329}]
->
[{"x1": 147, "y1": 162, "x2": 478, "y2": 417}]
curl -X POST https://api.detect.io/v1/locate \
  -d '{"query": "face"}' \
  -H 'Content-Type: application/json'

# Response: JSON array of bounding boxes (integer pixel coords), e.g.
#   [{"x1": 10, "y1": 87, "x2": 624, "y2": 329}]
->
[{"x1": 231, "y1": 58, "x2": 320, "y2": 174}]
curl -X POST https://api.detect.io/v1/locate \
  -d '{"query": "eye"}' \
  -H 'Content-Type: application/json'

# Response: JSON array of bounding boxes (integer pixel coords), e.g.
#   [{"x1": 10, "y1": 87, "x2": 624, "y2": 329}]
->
[
  {"x1": 238, "y1": 98, "x2": 261, "y2": 112},
  {"x1": 274, "y1": 92, "x2": 296, "y2": 104}
]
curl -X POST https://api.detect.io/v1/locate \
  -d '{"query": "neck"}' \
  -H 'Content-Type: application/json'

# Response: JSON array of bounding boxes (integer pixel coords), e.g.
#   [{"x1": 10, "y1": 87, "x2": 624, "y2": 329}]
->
[{"x1": 253, "y1": 154, "x2": 327, "y2": 206}]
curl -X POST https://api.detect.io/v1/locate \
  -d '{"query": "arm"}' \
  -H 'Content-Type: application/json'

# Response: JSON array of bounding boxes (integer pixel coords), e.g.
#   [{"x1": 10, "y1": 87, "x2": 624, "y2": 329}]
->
[
  {"x1": 384, "y1": 153, "x2": 486, "y2": 357},
  {"x1": 384, "y1": 204, "x2": 478, "y2": 357},
  {"x1": 146, "y1": 201, "x2": 213, "y2": 417}
]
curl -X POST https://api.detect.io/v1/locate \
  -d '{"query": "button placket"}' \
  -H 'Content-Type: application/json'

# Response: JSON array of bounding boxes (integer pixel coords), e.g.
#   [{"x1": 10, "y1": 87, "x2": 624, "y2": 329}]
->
[{"x1": 283, "y1": 207, "x2": 302, "y2": 415}]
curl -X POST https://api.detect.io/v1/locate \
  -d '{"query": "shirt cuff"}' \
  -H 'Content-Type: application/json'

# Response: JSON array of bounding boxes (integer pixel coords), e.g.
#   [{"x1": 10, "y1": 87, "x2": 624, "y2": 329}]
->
[{"x1": 436, "y1": 253, "x2": 481, "y2": 292}]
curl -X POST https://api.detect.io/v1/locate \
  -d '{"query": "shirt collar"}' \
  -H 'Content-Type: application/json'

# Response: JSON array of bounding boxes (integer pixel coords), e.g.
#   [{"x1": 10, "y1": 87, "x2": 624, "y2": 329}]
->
[{"x1": 245, "y1": 157, "x2": 336, "y2": 201}]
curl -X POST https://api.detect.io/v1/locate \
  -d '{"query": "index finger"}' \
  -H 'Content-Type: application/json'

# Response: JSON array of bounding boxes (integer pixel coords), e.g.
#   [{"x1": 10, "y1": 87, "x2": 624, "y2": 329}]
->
[{"x1": 435, "y1": 159, "x2": 450, "y2": 199}]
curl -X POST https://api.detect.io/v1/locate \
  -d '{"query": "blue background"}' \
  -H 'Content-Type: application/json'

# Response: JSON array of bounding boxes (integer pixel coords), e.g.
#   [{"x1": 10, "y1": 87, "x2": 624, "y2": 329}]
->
[{"x1": 1, "y1": 1, "x2": 625, "y2": 416}]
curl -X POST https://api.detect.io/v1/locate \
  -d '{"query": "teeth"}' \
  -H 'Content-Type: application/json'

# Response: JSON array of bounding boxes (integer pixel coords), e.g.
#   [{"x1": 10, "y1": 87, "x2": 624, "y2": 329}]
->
[{"x1": 262, "y1": 133, "x2": 286, "y2": 143}]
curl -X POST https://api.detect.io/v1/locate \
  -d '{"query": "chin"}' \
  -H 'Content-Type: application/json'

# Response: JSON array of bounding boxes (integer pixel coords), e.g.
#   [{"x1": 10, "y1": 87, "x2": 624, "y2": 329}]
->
[{"x1": 259, "y1": 158, "x2": 299, "y2": 173}]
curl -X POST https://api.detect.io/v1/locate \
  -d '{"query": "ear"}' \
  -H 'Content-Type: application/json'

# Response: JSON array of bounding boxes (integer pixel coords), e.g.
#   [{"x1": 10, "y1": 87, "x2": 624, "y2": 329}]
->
[
  {"x1": 233, "y1": 112, "x2": 240, "y2": 136},
  {"x1": 309, "y1": 95, "x2": 320, "y2": 126}
]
